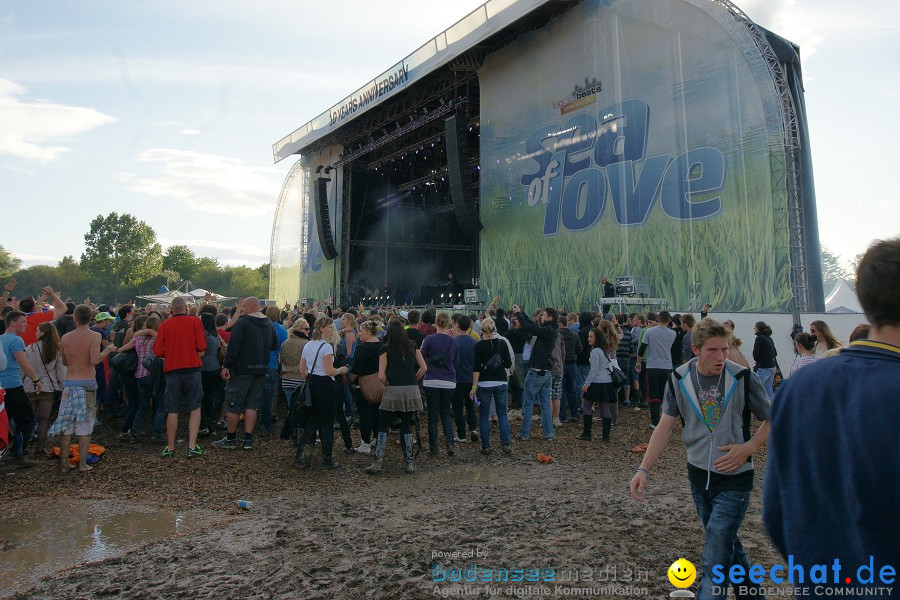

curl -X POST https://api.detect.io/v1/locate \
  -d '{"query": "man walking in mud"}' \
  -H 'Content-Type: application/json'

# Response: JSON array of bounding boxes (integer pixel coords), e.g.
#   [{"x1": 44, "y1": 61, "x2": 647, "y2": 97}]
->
[
  {"x1": 630, "y1": 318, "x2": 770, "y2": 600},
  {"x1": 48, "y1": 304, "x2": 117, "y2": 472}
]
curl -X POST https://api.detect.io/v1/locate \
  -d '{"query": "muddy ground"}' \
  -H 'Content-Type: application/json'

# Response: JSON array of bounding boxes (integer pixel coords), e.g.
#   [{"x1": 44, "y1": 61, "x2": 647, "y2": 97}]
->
[{"x1": 1, "y1": 405, "x2": 790, "y2": 599}]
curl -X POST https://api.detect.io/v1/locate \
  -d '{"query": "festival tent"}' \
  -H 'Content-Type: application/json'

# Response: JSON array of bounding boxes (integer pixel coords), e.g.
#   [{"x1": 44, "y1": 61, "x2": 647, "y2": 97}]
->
[
  {"x1": 824, "y1": 279, "x2": 864, "y2": 314},
  {"x1": 137, "y1": 284, "x2": 235, "y2": 305}
]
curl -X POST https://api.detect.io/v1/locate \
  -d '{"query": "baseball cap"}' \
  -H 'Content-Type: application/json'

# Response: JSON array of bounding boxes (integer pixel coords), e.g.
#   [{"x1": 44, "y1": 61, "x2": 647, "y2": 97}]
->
[{"x1": 94, "y1": 312, "x2": 115, "y2": 323}]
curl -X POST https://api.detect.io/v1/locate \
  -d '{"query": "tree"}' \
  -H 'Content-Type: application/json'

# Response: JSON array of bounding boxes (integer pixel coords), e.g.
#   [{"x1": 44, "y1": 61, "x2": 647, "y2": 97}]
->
[
  {"x1": 0, "y1": 245, "x2": 22, "y2": 278},
  {"x1": 56, "y1": 255, "x2": 86, "y2": 299},
  {"x1": 227, "y1": 266, "x2": 267, "y2": 298},
  {"x1": 820, "y1": 245, "x2": 850, "y2": 293},
  {"x1": 163, "y1": 245, "x2": 199, "y2": 281},
  {"x1": 81, "y1": 213, "x2": 163, "y2": 303}
]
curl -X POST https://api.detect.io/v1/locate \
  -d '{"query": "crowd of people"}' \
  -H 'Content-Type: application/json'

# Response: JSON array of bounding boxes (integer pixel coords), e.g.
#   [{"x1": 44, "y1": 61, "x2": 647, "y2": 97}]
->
[{"x1": 1, "y1": 236, "x2": 897, "y2": 599}]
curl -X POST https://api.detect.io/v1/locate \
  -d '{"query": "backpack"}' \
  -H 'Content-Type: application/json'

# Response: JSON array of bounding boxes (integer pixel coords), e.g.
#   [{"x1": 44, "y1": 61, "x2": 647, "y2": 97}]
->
[{"x1": 111, "y1": 320, "x2": 130, "y2": 347}]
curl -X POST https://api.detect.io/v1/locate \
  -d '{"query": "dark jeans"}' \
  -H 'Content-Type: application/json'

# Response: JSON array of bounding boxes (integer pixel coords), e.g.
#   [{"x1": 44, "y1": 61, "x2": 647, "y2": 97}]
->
[
  {"x1": 353, "y1": 387, "x2": 380, "y2": 444},
  {"x1": 452, "y1": 382, "x2": 477, "y2": 439},
  {"x1": 151, "y1": 375, "x2": 167, "y2": 436},
  {"x1": 691, "y1": 486, "x2": 763, "y2": 600},
  {"x1": 107, "y1": 366, "x2": 123, "y2": 417},
  {"x1": 260, "y1": 367, "x2": 278, "y2": 432},
  {"x1": 424, "y1": 386, "x2": 455, "y2": 451},
  {"x1": 477, "y1": 385, "x2": 510, "y2": 450},
  {"x1": 117, "y1": 371, "x2": 139, "y2": 433},
  {"x1": 4, "y1": 386, "x2": 34, "y2": 456},
  {"x1": 129, "y1": 375, "x2": 154, "y2": 435},
  {"x1": 301, "y1": 374, "x2": 338, "y2": 457},
  {"x1": 560, "y1": 362, "x2": 580, "y2": 421},
  {"x1": 647, "y1": 368, "x2": 671, "y2": 426},
  {"x1": 201, "y1": 369, "x2": 224, "y2": 429},
  {"x1": 335, "y1": 392, "x2": 353, "y2": 450}
]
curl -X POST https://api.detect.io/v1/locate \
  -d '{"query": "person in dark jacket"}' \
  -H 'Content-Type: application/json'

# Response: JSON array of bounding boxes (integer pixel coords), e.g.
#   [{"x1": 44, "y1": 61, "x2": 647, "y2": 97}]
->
[
  {"x1": 557, "y1": 317, "x2": 581, "y2": 423},
  {"x1": 349, "y1": 320, "x2": 382, "y2": 454},
  {"x1": 511, "y1": 304, "x2": 558, "y2": 440},
  {"x1": 212, "y1": 297, "x2": 278, "y2": 450},
  {"x1": 752, "y1": 321, "x2": 777, "y2": 402}
]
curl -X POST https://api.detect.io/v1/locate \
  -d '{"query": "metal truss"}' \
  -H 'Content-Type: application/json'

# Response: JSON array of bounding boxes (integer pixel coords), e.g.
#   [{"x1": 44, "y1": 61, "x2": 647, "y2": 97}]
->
[
  {"x1": 339, "y1": 166, "x2": 352, "y2": 305},
  {"x1": 712, "y1": 0, "x2": 808, "y2": 315}
]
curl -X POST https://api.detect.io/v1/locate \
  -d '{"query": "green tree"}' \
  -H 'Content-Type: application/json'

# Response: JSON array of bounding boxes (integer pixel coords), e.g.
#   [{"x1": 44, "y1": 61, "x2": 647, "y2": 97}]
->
[
  {"x1": 56, "y1": 255, "x2": 86, "y2": 299},
  {"x1": 81, "y1": 212, "x2": 163, "y2": 303},
  {"x1": 197, "y1": 256, "x2": 220, "y2": 270},
  {"x1": 163, "y1": 245, "x2": 199, "y2": 281},
  {"x1": 0, "y1": 245, "x2": 22, "y2": 278},
  {"x1": 820, "y1": 245, "x2": 850, "y2": 293}
]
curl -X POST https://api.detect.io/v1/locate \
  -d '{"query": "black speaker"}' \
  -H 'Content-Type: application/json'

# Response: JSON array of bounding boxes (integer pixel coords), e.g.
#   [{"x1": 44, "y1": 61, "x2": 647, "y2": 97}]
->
[
  {"x1": 314, "y1": 176, "x2": 338, "y2": 260},
  {"x1": 445, "y1": 115, "x2": 482, "y2": 235}
]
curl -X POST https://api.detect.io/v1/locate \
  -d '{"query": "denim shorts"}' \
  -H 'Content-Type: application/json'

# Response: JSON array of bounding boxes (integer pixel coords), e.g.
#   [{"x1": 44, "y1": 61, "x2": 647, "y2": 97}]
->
[{"x1": 164, "y1": 371, "x2": 203, "y2": 413}]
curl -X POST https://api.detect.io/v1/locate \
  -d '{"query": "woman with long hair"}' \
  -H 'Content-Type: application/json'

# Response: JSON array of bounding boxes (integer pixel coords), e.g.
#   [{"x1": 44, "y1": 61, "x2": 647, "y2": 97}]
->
[
  {"x1": 348, "y1": 320, "x2": 382, "y2": 454},
  {"x1": 23, "y1": 322, "x2": 65, "y2": 454},
  {"x1": 116, "y1": 315, "x2": 160, "y2": 439},
  {"x1": 420, "y1": 311, "x2": 458, "y2": 456},
  {"x1": 752, "y1": 321, "x2": 778, "y2": 402},
  {"x1": 579, "y1": 326, "x2": 615, "y2": 442},
  {"x1": 471, "y1": 317, "x2": 512, "y2": 454},
  {"x1": 293, "y1": 315, "x2": 350, "y2": 470},
  {"x1": 366, "y1": 319, "x2": 427, "y2": 474},
  {"x1": 199, "y1": 312, "x2": 225, "y2": 435},
  {"x1": 597, "y1": 319, "x2": 620, "y2": 425},
  {"x1": 726, "y1": 333, "x2": 751, "y2": 369},
  {"x1": 791, "y1": 332, "x2": 817, "y2": 375},
  {"x1": 809, "y1": 320, "x2": 842, "y2": 357}
]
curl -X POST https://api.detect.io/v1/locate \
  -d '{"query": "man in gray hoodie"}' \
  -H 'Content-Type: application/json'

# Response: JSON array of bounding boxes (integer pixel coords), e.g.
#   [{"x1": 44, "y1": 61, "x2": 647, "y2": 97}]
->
[{"x1": 630, "y1": 318, "x2": 770, "y2": 600}]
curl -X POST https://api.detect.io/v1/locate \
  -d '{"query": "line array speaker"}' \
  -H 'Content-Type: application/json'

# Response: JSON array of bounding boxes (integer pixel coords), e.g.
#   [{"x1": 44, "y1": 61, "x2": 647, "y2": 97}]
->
[
  {"x1": 314, "y1": 176, "x2": 338, "y2": 260},
  {"x1": 445, "y1": 115, "x2": 482, "y2": 235}
]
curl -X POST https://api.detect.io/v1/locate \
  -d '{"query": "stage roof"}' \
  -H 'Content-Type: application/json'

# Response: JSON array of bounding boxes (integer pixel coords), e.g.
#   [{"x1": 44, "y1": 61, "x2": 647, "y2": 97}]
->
[{"x1": 272, "y1": 0, "x2": 550, "y2": 163}]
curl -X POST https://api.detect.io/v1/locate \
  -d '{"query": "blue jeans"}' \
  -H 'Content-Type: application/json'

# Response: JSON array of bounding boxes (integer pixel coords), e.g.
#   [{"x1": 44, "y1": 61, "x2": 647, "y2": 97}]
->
[
  {"x1": 518, "y1": 369, "x2": 554, "y2": 439},
  {"x1": 424, "y1": 386, "x2": 455, "y2": 451},
  {"x1": 560, "y1": 363, "x2": 580, "y2": 421},
  {"x1": 691, "y1": 486, "x2": 764, "y2": 600},
  {"x1": 755, "y1": 367, "x2": 776, "y2": 402},
  {"x1": 477, "y1": 385, "x2": 510, "y2": 449},
  {"x1": 260, "y1": 368, "x2": 279, "y2": 432}
]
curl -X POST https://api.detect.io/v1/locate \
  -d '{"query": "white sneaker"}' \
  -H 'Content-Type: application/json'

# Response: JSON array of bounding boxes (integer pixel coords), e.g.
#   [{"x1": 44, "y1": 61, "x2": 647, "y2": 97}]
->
[
  {"x1": 354, "y1": 442, "x2": 371, "y2": 454},
  {"x1": 553, "y1": 419, "x2": 562, "y2": 427},
  {"x1": 454, "y1": 437, "x2": 469, "y2": 443}
]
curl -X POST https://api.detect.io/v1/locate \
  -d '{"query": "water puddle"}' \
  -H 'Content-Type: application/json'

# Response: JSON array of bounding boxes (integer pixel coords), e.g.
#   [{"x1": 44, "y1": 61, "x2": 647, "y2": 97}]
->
[{"x1": 0, "y1": 502, "x2": 197, "y2": 595}]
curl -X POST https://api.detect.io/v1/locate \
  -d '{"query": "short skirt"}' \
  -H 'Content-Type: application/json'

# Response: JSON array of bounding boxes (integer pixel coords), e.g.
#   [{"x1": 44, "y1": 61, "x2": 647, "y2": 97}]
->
[{"x1": 380, "y1": 384, "x2": 424, "y2": 413}]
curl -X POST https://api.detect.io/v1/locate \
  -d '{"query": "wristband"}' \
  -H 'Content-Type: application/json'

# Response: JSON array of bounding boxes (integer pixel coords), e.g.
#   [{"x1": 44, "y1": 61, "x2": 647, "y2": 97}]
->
[
  {"x1": 636, "y1": 467, "x2": 649, "y2": 477},
  {"x1": 32, "y1": 376, "x2": 40, "y2": 383}
]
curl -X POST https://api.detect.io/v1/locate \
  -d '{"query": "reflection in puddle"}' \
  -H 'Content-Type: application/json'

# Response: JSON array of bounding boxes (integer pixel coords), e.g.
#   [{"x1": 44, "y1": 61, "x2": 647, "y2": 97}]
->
[{"x1": 0, "y1": 510, "x2": 192, "y2": 594}]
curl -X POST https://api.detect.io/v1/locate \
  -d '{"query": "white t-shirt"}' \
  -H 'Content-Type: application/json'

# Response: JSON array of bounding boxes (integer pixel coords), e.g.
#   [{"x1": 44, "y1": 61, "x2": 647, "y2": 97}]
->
[{"x1": 301, "y1": 340, "x2": 334, "y2": 377}]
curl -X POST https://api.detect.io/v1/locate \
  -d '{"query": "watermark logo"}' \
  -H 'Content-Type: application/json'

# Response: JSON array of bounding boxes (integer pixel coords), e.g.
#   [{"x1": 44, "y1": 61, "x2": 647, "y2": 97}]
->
[{"x1": 667, "y1": 558, "x2": 697, "y2": 598}]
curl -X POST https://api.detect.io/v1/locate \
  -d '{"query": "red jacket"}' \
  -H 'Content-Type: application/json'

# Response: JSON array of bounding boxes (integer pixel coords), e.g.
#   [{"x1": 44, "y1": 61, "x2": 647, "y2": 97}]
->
[{"x1": 153, "y1": 314, "x2": 207, "y2": 372}]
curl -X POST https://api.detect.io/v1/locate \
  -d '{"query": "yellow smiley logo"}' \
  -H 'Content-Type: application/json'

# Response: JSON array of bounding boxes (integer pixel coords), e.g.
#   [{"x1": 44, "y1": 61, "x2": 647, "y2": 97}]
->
[{"x1": 668, "y1": 558, "x2": 697, "y2": 588}]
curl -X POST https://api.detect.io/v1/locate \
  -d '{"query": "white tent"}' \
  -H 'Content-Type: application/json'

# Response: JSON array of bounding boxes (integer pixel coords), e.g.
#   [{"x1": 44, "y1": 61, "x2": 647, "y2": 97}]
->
[{"x1": 824, "y1": 279, "x2": 864, "y2": 314}]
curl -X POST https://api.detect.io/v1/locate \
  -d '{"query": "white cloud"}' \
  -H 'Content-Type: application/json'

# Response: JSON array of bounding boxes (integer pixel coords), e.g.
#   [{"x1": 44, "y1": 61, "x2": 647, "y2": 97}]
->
[
  {"x1": 10, "y1": 251, "x2": 61, "y2": 268},
  {"x1": 0, "y1": 78, "x2": 116, "y2": 163},
  {"x1": 181, "y1": 128, "x2": 202, "y2": 135},
  {"x1": 158, "y1": 237, "x2": 268, "y2": 258},
  {"x1": 127, "y1": 148, "x2": 281, "y2": 218}
]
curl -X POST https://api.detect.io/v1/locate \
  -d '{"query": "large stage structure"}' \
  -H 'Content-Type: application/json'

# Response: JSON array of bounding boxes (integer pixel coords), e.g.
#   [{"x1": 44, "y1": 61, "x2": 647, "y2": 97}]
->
[{"x1": 270, "y1": 0, "x2": 822, "y2": 314}]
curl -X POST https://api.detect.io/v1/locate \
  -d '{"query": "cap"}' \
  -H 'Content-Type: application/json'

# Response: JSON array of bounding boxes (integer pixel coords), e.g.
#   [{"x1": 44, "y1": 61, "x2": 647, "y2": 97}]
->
[{"x1": 94, "y1": 312, "x2": 115, "y2": 322}]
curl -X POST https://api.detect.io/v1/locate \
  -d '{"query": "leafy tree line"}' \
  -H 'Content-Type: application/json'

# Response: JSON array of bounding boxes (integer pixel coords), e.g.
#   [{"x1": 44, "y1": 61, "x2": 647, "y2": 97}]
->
[{"x1": 1, "y1": 213, "x2": 268, "y2": 304}]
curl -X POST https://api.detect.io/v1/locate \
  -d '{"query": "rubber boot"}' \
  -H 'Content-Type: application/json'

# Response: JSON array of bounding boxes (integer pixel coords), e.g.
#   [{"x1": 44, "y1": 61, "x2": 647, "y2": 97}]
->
[
  {"x1": 322, "y1": 451, "x2": 339, "y2": 469},
  {"x1": 403, "y1": 433, "x2": 415, "y2": 473},
  {"x1": 649, "y1": 401, "x2": 661, "y2": 428},
  {"x1": 609, "y1": 400, "x2": 618, "y2": 425},
  {"x1": 577, "y1": 415, "x2": 592, "y2": 441},
  {"x1": 365, "y1": 432, "x2": 387, "y2": 474},
  {"x1": 602, "y1": 417, "x2": 612, "y2": 441},
  {"x1": 292, "y1": 430, "x2": 313, "y2": 470}
]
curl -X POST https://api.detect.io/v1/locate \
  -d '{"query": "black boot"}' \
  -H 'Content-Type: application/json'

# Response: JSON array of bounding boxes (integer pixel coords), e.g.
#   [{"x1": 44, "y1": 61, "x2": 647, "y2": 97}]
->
[
  {"x1": 602, "y1": 417, "x2": 612, "y2": 441},
  {"x1": 649, "y1": 402, "x2": 661, "y2": 428},
  {"x1": 292, "y1": 430, "x2": 313, "y2": 470},
  {"x1": 577, "y1": 415, "x2": 592, "y2": 441},
  {"x1": 322, "y1": 452, "x2": 339, "y2": 469}
]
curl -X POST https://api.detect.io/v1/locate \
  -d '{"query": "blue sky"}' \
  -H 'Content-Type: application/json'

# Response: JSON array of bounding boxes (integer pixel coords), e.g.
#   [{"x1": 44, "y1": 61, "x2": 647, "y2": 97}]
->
[{"x1": 1, "y1": 0, "x2": 897, "y2": 271}]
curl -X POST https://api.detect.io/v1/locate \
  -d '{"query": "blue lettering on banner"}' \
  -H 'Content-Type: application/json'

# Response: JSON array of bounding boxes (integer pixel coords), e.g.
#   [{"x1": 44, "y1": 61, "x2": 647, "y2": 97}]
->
[{"x1": 520, "y1": 98, "x2": 726, "y2": 234}]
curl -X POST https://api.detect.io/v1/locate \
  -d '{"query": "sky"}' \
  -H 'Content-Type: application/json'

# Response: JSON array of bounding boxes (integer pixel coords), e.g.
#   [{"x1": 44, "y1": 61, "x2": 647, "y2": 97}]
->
[{"x1": 1, "y1": 0, "x2": 898, "y2": 272}]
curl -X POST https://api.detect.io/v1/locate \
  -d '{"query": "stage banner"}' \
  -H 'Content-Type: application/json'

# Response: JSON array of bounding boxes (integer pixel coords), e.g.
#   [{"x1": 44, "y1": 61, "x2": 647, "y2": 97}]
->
[
  {"x1": 479, "y1": 0, "x2": 792, "y2": 312},
  {"x1": 270, "y1": 146, "x2": 342, "y2": 306}
]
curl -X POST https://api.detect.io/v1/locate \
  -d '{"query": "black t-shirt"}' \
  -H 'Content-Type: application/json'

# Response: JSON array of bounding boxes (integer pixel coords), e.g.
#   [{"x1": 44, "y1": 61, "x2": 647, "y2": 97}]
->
[
  {"x1": 505, "y1": 327, "x2": 529, "y2": 354},
  {"x1": 473, "y1": 338, "x2": 512, "y2": 382},
  {"x1": 381, "y1": 346, "x2": 418, "y2": 386}
]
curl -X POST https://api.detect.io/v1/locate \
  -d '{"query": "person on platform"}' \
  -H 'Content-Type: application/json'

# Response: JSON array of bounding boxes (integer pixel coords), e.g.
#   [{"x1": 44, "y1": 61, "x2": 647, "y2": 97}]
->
[
  {"x1": 600, "y1": 277, "x2": 615, "y2": 316},
  {"x1": 764, "y1": 238, "x2": 900, "y2": 588}
]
